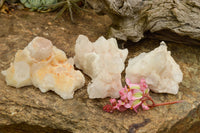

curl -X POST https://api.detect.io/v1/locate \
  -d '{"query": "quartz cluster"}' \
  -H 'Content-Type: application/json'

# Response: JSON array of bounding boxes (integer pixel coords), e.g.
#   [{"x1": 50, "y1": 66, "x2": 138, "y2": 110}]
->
[
  {"x1": 2, "y1": 36, "x2": 183, "y2": 100},
  {"x1": 126, "y1": 41, "x2": 183, "y2": 94},
  {"x1": 1, "y1": 37, "x2": 85, "y2": 99},
  {"x1": 74, "y1": 35, "x2": 128, "y2": 98}
]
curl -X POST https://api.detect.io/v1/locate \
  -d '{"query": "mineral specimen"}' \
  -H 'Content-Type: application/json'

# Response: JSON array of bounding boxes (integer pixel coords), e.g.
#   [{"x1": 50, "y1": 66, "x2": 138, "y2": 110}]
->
[
  {"x1": 74, "y1": 35, "x2": 128, "y2": 98},
  {"x1": 1, "y1": 37, "x2": 85, "y2": 99},
  {"x1": 125, "y1": 41, "x2": 183, "y2": 94}
]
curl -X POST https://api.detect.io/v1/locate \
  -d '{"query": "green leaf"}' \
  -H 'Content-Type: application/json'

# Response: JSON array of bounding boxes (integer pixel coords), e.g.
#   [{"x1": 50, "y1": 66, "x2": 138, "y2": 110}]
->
[
  {"x1": 144, "y1": 88, "x2": 149, "y2": 94},
  {"x1": 132, "y1": 99, "x2": 141, "y2": 106},
  {"x1": 133, "y1": 92, "x2": 143, "y2": 98},
  {"x1": 130, "y1": 85, "x2": 140, "y2": 90}
]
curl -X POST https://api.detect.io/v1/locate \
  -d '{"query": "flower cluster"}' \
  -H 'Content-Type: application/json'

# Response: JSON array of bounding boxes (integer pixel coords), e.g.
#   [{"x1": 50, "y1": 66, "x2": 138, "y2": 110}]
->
[{"x1": 103, "y1": 78, "x2": 182, "y2": 113}]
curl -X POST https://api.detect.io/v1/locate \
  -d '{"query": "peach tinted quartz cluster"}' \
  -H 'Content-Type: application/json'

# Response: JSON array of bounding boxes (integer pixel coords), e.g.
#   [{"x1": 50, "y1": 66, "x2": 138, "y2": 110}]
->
[
  {"x1": 74, "y1": 35, "x2": 128, "y2": 99},
  {"x1": 1, "y1": 37, "x2": 85, "y2": 99}
]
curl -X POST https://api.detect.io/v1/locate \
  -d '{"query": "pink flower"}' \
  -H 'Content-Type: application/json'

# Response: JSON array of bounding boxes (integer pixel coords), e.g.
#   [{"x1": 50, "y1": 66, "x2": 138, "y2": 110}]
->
[
  {"x1": 125, "y1": 78, "x2": 131, "y2": 86},
  {"x1": 113, "y1": 101, "x2": 127, "y2": 112},
  {"x1": 117, "y1": 106, "x2": 127, "y2": 112},
  {"x1": 133, "y1": 104, "x2": 140, "y2": 113},
  {"x1": 117, "y1": 100, "x2": 125, "y2": 106},
  {"x1": 130, "y1": 99, "x2": 142, "y2": 113},
  {"x1": 127, "y1": 90, "x2": 143, "y2": 101},
  {"x1": 103, "y1": 78, "x2": 182, "y2": 113},
  {"x1": 124, "y1": 103, "x2": 132, "y2": 108},
  {"x1": 110, "y1": 98, "x2": 116, "y2": 105},
  {"x1": 119, "y1": 86, "x2": 128, "y2": 100},
  {"x1": 103, "y1": 104, "x2": 113, "y2": 113},
  {"x1": 126, "y1": 79, "x2": 140, "y2": 90},
  {"x1": 141, "y1": 102, "x2": 150, "y2": 110},
  {"x1": 140, "y1": 78, "x2": 148, "y2": 91}
]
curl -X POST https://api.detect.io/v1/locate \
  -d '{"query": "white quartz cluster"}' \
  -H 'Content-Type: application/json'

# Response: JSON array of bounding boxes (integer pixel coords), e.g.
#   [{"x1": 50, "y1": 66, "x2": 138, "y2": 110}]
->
[
  {"x1": 74, "y1": 35, "x2": 128, "y2": 98},
  {"x1": 1, "y1": 37, "x2": 85, "y2": 99},
  {"x1": 126, "y1": 41, "x2": 183, "y2": 94}
]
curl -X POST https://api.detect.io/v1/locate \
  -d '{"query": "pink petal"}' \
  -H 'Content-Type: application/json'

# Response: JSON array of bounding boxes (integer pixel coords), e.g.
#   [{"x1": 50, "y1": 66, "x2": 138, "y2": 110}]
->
[
  {"x1": 142, "y1": 103, "x2": 150, "y2": 110},
  {"x1": 118, "y1": 106, "x2": 127, "y2": 112},
  {"x1": 121, "y1": 95, "x2": 127, "y2": 101},
  {"x1": 110, "y1": 98, "x2": 116, "y2": 105},
  {"x1": 126, "y1": 78, "x2": 131, "y2": 85},
  {"x1": 140, "y1": 78, "x2": 146, "y2": 83},
  {"x1": 119, "y1": 89, "x2": 124, "y2": 96},
  {"x1": 103, "y1": 104, "x2": 114, "y2": 113},
  {"x1": 133, "y1": 105, "x2": 140, "y2": 113},
  {"x1": 124, "y1": 85, "x2": 128, "y2": 91},
  {"x1": 119, "y1": 86, "x2": 128, "y2": 97},
  {"x1": 127, "y1": 91, "x2": 133, "y2": 100},
  {"x1": 140, "y1": 79, "x2": 148, "y2": 91},
  {"x1": 118, "y1": 100, "x2": 124, "y2": 106},
  {"x1": 113, "y1": 104, "x2": 120, "y2": 110},
  {"x1": 112, "y1": 104, "x2": 117, "y2": 109},
  {"x1": 124, "y1": 103, "x2": 131, "y2": 108}
]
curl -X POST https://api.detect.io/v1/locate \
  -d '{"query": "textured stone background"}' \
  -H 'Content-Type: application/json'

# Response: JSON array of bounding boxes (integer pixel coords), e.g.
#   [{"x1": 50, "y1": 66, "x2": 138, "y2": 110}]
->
[{"x1": 0, "y1": 9, "x2": 200, "y2": 133}]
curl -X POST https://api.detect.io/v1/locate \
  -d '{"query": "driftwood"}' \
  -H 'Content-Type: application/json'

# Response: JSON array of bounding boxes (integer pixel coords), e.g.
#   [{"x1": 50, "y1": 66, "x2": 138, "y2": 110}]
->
[{"x1": 88, "y1": 0, "x2": 200, "y2": 44}]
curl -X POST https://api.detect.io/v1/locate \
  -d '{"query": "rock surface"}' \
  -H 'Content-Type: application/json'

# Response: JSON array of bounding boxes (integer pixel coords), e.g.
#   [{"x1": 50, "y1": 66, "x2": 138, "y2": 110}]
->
[
  {"x1": 126, "y1": 41, "x2": 183, "y2": 94},
  {"x1": 0, "y1": 10, "x2": 200, "y2": 133},
  {"x1": 87, "y1": 0, "x2": 200, "y2": 44},
  {"x1": 74, "y1": 35, "x2": 128, "y2": 99}
]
